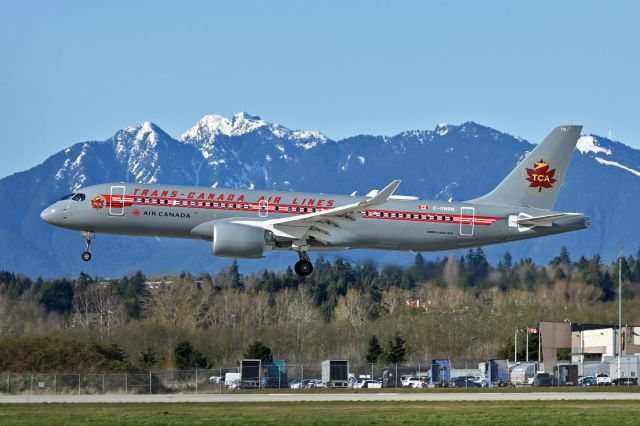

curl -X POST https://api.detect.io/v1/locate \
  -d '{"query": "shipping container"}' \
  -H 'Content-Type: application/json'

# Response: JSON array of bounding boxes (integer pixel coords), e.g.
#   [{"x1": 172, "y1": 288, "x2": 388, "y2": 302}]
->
[
  {"x1": 240, "y1": 359, "x2": 261, "y2": 388},
  {"x1": 553, "y1": 364, "x2": 578, "y2": 386},
  {"x1": 321, "y1": 360, "x2": 348, "y2": 387},
  {"x1": 266, "y1": 360, "x2": 288, "y2": 388},
  {"x1": 486, "y1": 359, "x2": 509, "y2": 386},
  {"x1": 430, "y1": 359, "x2": 451, "y2": 387}
]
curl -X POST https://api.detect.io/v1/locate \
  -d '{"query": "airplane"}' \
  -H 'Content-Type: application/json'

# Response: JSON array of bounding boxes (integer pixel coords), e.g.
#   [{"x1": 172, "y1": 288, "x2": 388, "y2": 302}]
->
[{"x1": 41, "y1": 125, "x2": 589, "y2": 276}]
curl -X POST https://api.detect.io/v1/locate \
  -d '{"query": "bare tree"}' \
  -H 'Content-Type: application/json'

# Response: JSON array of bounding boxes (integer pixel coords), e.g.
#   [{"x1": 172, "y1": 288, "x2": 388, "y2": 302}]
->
[{"x1": 334, "y1": 290, "x2": 371, "y2": 328}]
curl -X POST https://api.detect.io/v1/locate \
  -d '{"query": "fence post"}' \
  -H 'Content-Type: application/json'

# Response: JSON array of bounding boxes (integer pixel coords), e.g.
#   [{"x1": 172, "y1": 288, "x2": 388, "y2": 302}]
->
[
  {"x1": 6, "y1": 372, "x2": 9, "y2": 395},
  {"x1": 30, "y1": 374, "x2": 33, "y2": 396},
  {"x1": 102, "y1": 374, "x2": 105, "y2": 394},
  {"x1": 149, "y1": 372, "x2": 152, "y2": 395},
  {"x1": 195, "y1": 369, "x2": 198, "y2": 395},
  {"x1": 219, "y1": 367, "x2": 222, "y2": 394},
  {"x1": 78, "y1": 374, "x2": 81, "y2": 394},
  {"x1": 54, "y1": 374, "x2": 57, "y2": 395},
  {"x1": 125, "y1": 373, "x2": 128, "y2": 395}
]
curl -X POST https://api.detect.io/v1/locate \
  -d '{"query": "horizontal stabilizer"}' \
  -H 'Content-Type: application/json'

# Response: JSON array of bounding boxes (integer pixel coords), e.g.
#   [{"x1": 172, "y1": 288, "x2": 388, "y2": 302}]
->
[{"x1": 516, "y1": 212, "x2": 582, "y2": 227}]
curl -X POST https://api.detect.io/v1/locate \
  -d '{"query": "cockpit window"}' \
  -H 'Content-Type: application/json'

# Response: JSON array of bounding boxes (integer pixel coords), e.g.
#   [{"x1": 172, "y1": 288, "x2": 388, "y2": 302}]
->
[
  {"x1": 72, "y1": 193, "x2": 86, "y2": 202},
  {"x1": 59, "y1": 193, "x2": 75, "y2": 201}
]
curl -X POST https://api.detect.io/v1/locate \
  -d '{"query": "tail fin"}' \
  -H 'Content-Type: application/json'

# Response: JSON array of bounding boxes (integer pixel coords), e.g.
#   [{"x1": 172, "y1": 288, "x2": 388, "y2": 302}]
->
[{"x1": 470, "y1": 125, "x2": 582, "y2": 210}]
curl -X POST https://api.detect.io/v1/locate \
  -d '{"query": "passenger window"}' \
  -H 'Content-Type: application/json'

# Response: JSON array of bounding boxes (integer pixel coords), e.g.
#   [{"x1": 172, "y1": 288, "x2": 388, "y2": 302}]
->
[
  {"x1": 441, "y1": 215, "x2": 446, "y2": 221},
  {"x1": 402, "y1": 213, "x2": 407, "y2": 218},
  {"x1": 274, "y1": 206, "x2": 279, "y2": 211},
  {"x1": 410, "y1": 214, "x2": 414, "y2": 219},
  {"x1": 449, "y1": 216, "x2": 454, "y2": 222},
  {"x1": 164, "y1": 199, "x2": 168, "y2": 205},
  {"x1": 395, "y1": 213, "x2": 399, "y2": 218},
  {"x1": 156, "y1": 199, "x2": 160, "y2": 204},
  {"x1": 288, "y1": 206, "x2": 292, "y2": 212}
]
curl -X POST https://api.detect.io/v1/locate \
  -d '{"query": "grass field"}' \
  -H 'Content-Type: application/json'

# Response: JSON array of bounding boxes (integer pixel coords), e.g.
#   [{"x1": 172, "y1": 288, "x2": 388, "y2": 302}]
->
[{"x1": 1, "y1": 401, "x2": 640, "y2": 425}]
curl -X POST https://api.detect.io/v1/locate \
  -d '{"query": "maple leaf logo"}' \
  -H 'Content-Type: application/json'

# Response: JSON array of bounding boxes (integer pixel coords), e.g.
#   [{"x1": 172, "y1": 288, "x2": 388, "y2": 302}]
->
[
  {"x1": 90, "y1": 196, "x2": 104, "y2": 210},
  {"x1": 526, "y1": 159, "x2": 557, "y2": 192}
]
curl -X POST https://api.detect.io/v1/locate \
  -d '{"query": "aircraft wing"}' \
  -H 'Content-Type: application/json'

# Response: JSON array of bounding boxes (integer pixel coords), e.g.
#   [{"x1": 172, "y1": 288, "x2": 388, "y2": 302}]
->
[
  {"x1": 232, "y1": 180, "x2": 401, "y2": 240},
  {"x1": 516, "y1": 212, "x2": 582, "y2": 227}
]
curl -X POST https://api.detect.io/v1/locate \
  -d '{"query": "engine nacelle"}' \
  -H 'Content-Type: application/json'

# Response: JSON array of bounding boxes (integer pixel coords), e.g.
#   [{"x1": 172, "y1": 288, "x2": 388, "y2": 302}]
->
[{"x1": 212, "y1": 222, "x2": 269, "y2": 258}]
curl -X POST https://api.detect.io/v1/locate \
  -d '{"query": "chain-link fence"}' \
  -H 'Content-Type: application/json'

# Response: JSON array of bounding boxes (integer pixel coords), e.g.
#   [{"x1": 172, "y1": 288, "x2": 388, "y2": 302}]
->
[{"x1": 1, "y1": 358, "x2": 638, "y2": 395}]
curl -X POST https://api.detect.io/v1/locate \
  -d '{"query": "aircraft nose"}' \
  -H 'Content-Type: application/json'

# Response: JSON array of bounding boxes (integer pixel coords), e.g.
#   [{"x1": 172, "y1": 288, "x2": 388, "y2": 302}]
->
[{"x1": 40, "y1": 205, "x2": 65, "y2": 226}]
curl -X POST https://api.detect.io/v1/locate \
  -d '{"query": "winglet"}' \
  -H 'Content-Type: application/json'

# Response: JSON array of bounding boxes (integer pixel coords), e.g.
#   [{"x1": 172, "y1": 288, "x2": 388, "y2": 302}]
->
[{"x1": 359, "y1": 180, "x2": 401, "y2": 207}]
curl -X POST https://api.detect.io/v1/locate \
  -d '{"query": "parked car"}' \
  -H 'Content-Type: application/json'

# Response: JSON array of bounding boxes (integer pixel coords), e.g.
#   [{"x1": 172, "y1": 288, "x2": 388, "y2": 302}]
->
[
  {"x1": 451, "y1": 377, "x2": 481, "y2": 388},
  {"x1": 532, "y1": 373, "x2": 554, "y2": 387},
  {"x1": 305, "y1": 379, "x2": 328, "y2": 389},
  {"x1": 402, "y1": 377, "x2": 426, "y2": 388},
  {"x1": 208, "y1": 375, "x2": 224, "y2": 384},
  {"x1": 596, "y1": 373, "x2": 612, "y2": 386},
  {"x1": 290, "y1": 379, "x2": 314, "y2": 389},
  {"x1": 357, "y1": 380, "x2": 382, "y2": 389},
  {"x1": 578, "y1": 376, "x2": 596, "y2": 387},
  {"x1": 612, "y1": 377, "x2": 638, "y2": 386}
]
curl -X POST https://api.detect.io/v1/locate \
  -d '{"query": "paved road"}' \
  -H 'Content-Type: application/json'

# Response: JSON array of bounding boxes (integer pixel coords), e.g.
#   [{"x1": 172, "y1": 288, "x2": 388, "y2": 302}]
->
[{"x1": 2, "y1": 392, "x2": 640, "y2": 403}]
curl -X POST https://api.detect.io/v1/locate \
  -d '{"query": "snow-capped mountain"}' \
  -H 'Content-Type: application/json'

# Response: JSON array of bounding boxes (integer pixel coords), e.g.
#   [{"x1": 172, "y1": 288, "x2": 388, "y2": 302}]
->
[{"x1": 1, "y1": 113, "x2": 638, "y2": 277}]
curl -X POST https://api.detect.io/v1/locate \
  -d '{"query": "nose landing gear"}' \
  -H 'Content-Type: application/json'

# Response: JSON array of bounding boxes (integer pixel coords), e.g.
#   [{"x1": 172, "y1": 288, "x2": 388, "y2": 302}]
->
[
  {"x1": 294, "y1": 251, "x2": 313, "y2": 276},
  {"x1": 81, "y1": 231, "x2": 94, "y2": 262}
]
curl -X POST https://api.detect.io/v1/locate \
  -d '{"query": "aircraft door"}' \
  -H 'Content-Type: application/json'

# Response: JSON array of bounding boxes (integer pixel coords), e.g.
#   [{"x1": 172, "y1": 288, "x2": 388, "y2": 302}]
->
[
  {"x1": 109, "y1": 185, "x2": 126, "y2": 216},
  {"x1": 459, "y1": 207, "x2": 475, "y2": 236},
  {"x1": 258, "y1": 200, "x2": 268, "y2": 218}
]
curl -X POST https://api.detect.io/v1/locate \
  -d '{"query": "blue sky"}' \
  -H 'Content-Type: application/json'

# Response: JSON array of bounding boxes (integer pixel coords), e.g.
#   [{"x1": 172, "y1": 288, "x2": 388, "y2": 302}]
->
[{"x1": 1, "y1": 0, "x2": 639, "y2": 178}]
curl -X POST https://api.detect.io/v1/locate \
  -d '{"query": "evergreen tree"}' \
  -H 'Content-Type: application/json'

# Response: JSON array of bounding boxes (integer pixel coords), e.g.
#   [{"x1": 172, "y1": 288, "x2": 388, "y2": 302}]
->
[
  {"x1": 39, "y1": 280, "x2": 74, "y2": 314},
  {"x1": 364, "y1": 335, "x2": 383, "y2": 363},
  {"x1": 552, "y1": 246, "x2": 571, "y2": 265},
  {"x1": 124, "y1": 271, "x2": 147, "y2": 319},
  {"x1": 229, "y1": 260, "x2": 244, "y2": 290},
  {"x1": 77, "y1": 271, "x2": 93, "y2": 289},
  {"x1": 243, "y1": 340, "x2": 273, "y2": 365},
  {"x1": 386, "y1": 333, "x2": 408, "y2": 364},
  {"x1": 139, "y1": 348, "x2": 158, "y2": 369},
  {"x1": 598, "y1": 271, "x2": 615, "y2": 302},
  {"x1": 174, "y1": 341, "x2": 208, "y2": 369},
  {"x1": 498, "y1": 251, "x2": 513, "y2": 271}
]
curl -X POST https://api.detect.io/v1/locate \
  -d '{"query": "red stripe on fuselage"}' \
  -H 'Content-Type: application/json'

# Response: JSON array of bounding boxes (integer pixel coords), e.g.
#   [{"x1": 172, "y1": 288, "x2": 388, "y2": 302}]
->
[{"x1": 102, "y1": 195, "x2": 502, "y2": 225}]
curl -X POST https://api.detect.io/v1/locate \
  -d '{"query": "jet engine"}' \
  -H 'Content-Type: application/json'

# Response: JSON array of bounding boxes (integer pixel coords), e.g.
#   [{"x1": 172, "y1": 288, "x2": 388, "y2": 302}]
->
[{"x1": 212, "y1": 222, "x2": 270, "y2": 258}]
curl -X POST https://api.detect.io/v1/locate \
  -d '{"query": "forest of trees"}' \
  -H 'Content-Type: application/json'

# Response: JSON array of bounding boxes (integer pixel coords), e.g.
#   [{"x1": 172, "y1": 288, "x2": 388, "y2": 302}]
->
[{"x1": 1, "y1": 247, "x2": 639, "y2": 372}]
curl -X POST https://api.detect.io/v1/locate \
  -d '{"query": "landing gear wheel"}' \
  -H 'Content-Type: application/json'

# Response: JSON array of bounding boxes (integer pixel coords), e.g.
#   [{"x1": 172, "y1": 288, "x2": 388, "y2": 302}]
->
[
  {"x1": 80, "y1": 231, "x2": 94, "y2": 262},
  {"x1": 294, "y1": 260, "x2": 313, "y2": 276}
]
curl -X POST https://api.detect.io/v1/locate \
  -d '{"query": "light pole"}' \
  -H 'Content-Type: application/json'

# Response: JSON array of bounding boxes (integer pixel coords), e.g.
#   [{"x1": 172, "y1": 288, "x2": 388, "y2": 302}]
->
[{"x1": 618, "y1": 252, "x2": 622, "y2": 381}]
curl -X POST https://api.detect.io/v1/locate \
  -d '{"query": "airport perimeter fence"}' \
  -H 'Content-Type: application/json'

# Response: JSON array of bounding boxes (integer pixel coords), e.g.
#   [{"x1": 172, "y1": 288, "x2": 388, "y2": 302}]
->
[{"x1": 1, "y1": 360, "x2": 638, "y2": 395}]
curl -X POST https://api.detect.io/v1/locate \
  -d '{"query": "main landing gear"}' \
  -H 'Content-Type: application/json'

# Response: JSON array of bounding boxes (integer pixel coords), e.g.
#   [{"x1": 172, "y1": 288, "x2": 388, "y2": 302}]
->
[
  {"x1": 81, "y1": 231, "x2": 94, "y2": 262},
  {"x1": 294, "y1": 252, "x2": 313, "y2": 276}
]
